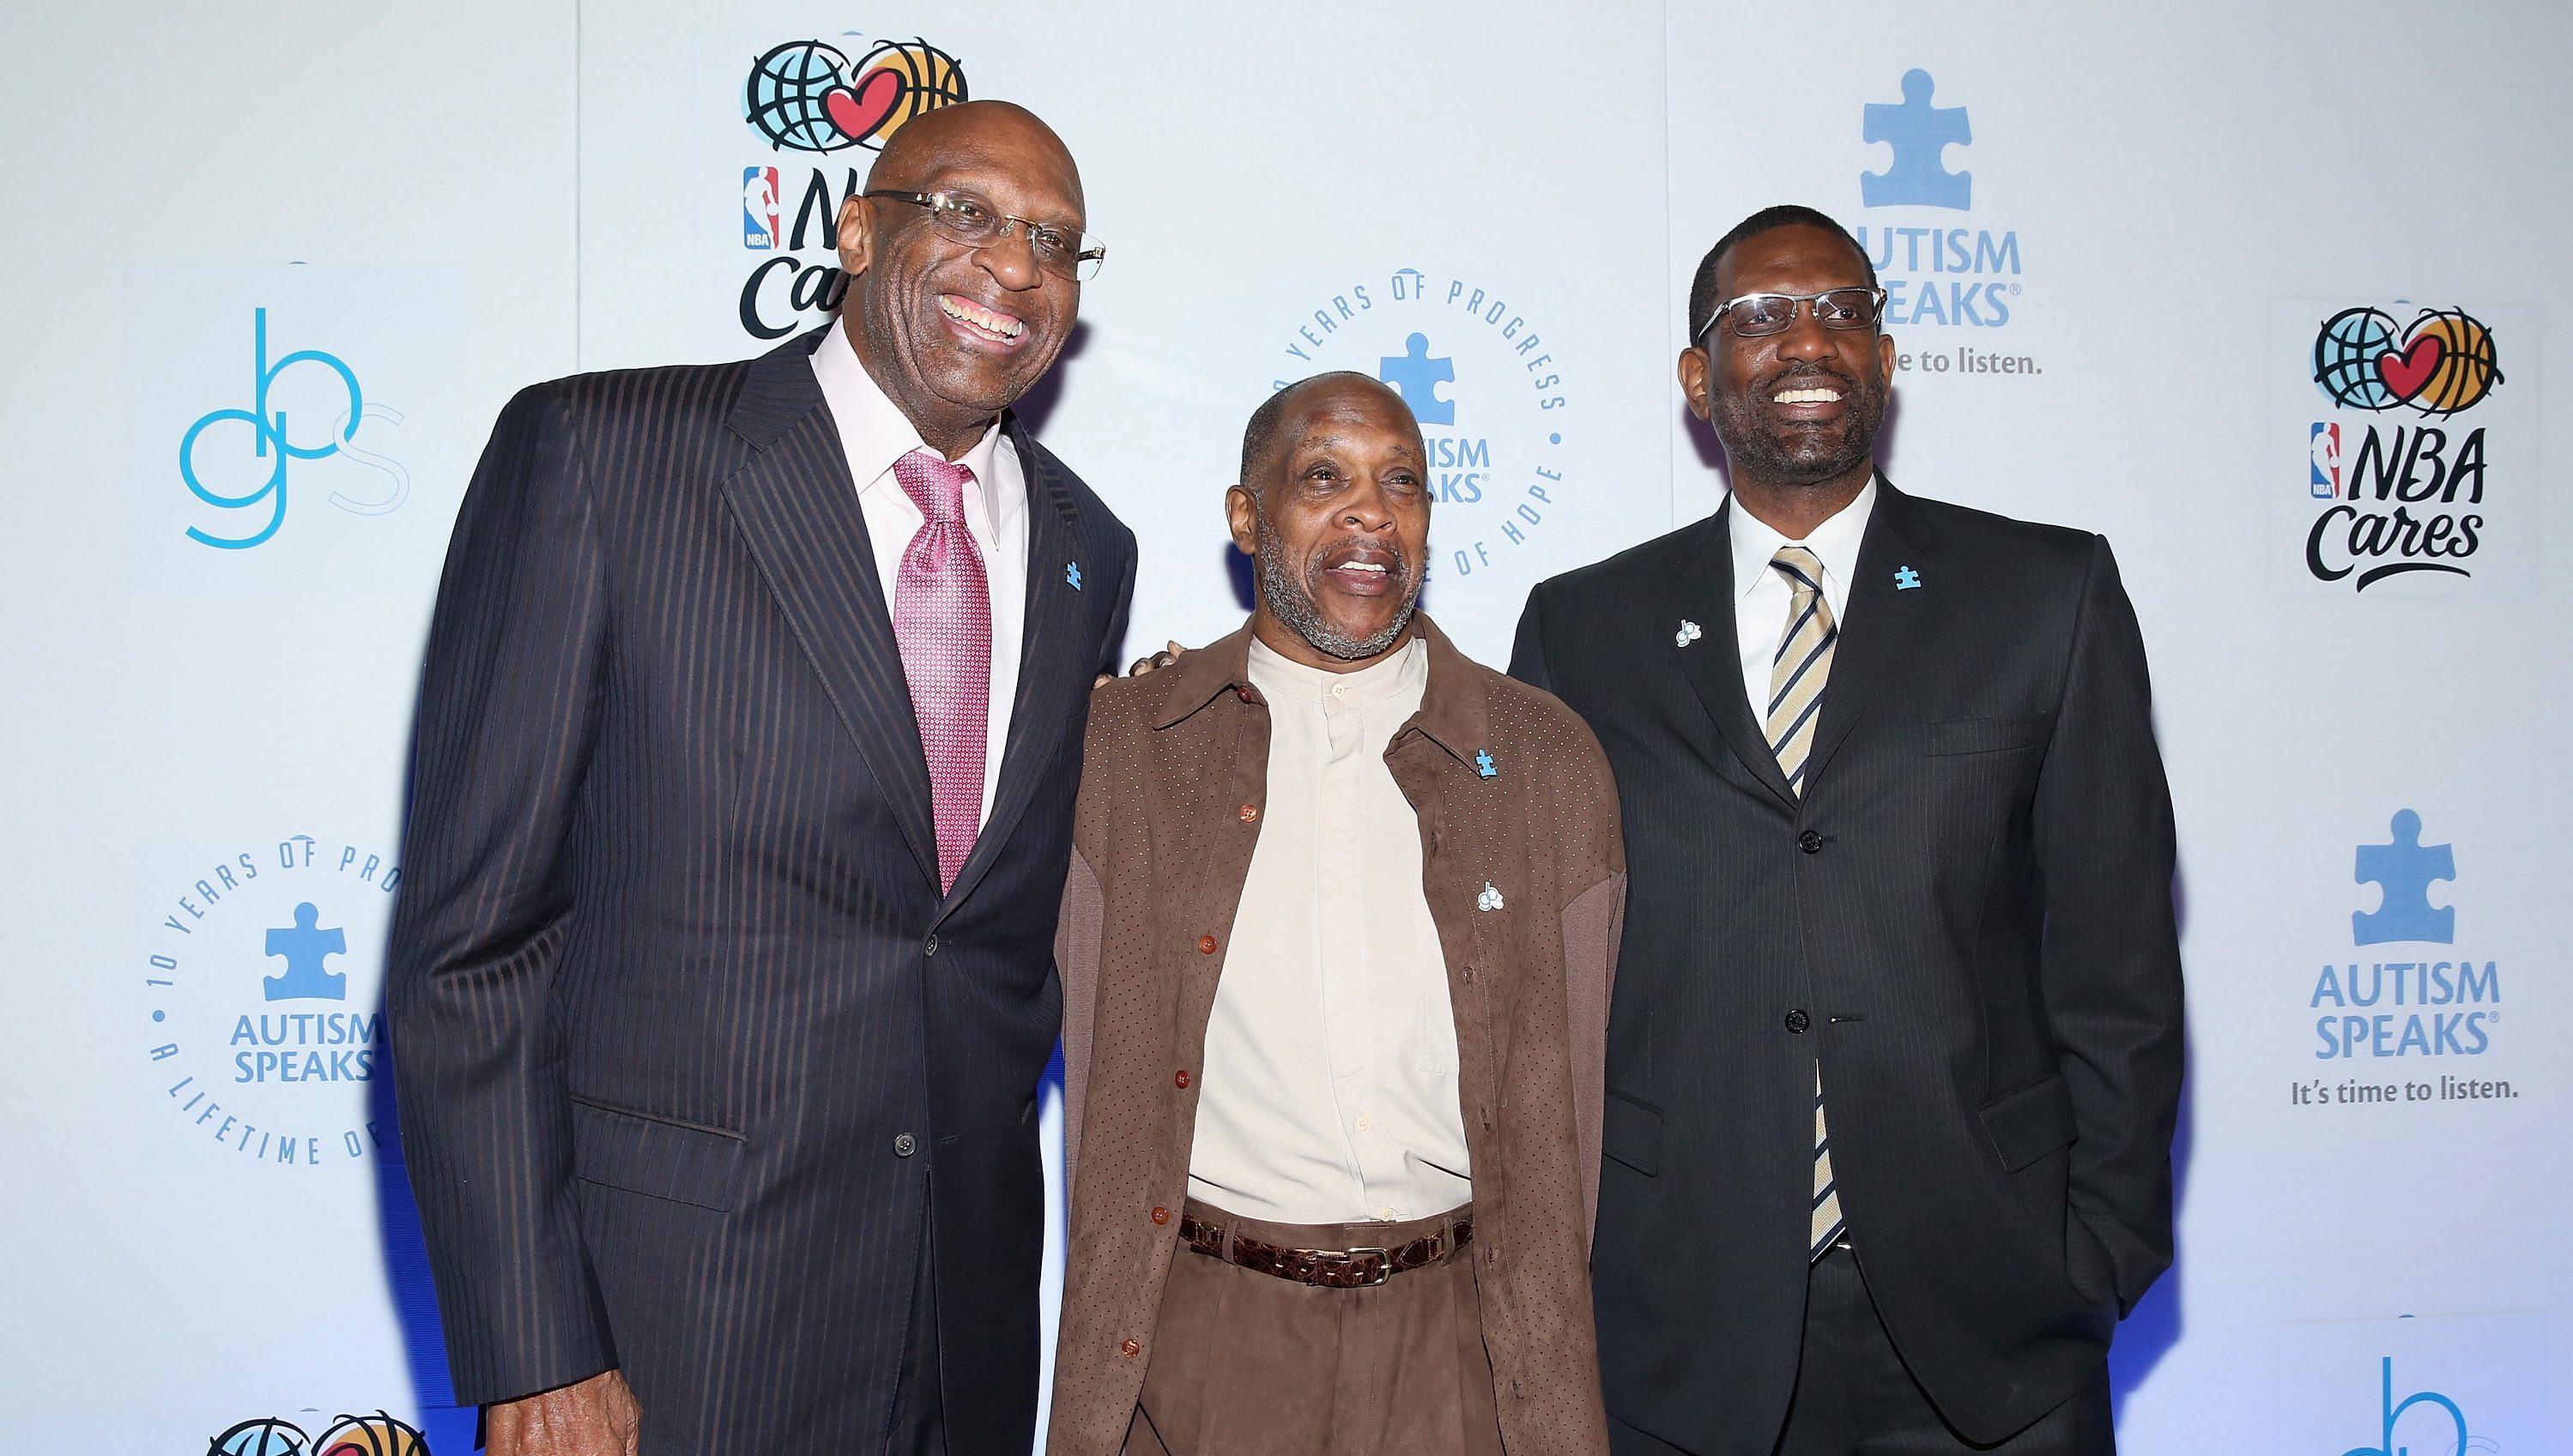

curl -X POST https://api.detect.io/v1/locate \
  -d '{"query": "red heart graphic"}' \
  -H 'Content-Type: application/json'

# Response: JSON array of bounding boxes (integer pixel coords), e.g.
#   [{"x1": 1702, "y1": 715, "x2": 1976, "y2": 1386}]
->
[
  {"x1": 2376, "y1": 334, "x2": 2444, "y2": 402},
  {"x1": 822, "y1": 66, "x2": 905, "y2": 146}
]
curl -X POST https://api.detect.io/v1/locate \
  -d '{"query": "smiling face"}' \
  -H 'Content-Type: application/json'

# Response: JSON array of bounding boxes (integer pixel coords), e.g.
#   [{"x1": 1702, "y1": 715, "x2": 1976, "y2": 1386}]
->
[
  {"x1": 1679, "y1": 222, "x2": 1896, "y2": 493},
  {"x1": 835, "y1": 101, "x2": 1086, "y2": 455},
  {"x1": 1228, "y1": 375, "x2": 1431, "y2": 670}
]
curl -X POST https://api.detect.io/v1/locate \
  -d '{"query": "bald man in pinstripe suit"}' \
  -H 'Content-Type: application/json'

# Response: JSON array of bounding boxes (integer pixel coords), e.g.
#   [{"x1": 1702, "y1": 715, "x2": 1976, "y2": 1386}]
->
[{"x1": 389, "y1": 102, "x2": 1134, "y2": 1456}]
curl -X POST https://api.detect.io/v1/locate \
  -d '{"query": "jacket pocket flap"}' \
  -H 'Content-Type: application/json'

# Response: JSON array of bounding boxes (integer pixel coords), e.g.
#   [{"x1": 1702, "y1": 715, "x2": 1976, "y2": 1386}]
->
[
  {"x1": 571, "y1": 1096, "x2": 745, "y2": 1211},
  {"x1": 1924, "y1": 714, "x2": 2052, "y2": 757},
  {"x1": 1602, "y1": 1089, "x2": 1664, "y2": 1177},
  {"x1": 1978, "y1": 1074, "x2": 2077, "y2": 1173}
]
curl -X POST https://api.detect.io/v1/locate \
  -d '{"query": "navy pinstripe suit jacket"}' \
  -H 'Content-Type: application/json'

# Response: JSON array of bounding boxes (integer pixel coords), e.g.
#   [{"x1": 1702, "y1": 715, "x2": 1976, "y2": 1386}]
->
[
  {"x1": 1513, "y1": 481, "x2": 2182, "y2": 1453},
  {"x1": 388, "y1": 329, "x2": 1135, "y2": 1454}
]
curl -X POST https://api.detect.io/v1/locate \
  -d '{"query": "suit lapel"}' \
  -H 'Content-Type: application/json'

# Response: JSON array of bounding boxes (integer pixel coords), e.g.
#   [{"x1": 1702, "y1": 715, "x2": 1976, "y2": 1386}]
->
[
  {"x1": 1658, "y1": 512, "x2": 1799, "y2": 812},
  {"x1": 719, "y1": 334, "x2": 941, "y2": 891},
  {"x1": 939, "y1": 417, "x2": 1092, "y2": 915},
  {"x1": 1804, "y1": 480, "x2": 1936, "y2": 788}
]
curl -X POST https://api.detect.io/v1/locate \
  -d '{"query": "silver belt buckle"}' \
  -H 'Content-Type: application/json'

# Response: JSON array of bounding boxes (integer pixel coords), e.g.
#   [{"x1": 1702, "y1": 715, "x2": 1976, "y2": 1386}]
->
[{"x1": 1336, "y1": 1247, "x2": 1394, "y2": 1286}]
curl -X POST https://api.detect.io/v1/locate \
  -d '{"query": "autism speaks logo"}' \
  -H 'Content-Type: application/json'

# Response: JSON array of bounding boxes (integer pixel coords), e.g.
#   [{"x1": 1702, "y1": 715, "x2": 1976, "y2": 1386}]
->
[
  {"x1": 210, "y1": 1411, "x2": 429, "y2": 1455},
  {"x1": 1853, "y1": 69, "x2": 2029, "y2": 348},
  {"x1": 142, "y1": 835, "x2": 403, "y2": 1170},
  {"x1": 1266, "y1": 269, "x2": 1572, "y2": 581},
  {"x1": 2298, "y1": 811, "x2": 2510, "y2": 1078},
  {"x1": 735, "y1": 33, "x2": 970, "y2": 337},
  {"x1": 178, "y1": 308, "x2": 412, "y2": 550}
]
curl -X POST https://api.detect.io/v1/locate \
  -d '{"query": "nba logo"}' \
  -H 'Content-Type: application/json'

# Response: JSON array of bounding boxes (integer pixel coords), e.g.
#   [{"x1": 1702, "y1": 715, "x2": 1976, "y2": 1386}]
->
[
  {"x1": 743, "y1": 166, "x2": 780, "y2": 251},
  {"x1": 2309, "y1": 420, "x2": 2341, "y2": 498}
]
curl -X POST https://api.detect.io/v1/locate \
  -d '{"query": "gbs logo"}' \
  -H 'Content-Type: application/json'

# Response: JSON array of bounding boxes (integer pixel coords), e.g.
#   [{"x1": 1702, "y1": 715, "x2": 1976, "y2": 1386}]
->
[
  {"x1": 178, "y1": 309, "x2": 409, "y2": 549},
  {"x1": 2337, "y1": 1356, "x2": 2484, "y2": 1456}
]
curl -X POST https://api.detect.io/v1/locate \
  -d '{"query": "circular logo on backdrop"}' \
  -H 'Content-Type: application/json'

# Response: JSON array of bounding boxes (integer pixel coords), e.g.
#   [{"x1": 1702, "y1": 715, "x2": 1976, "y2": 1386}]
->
[
  {"x1": 744, "y1": 37, "x2": 969, "y2": 154},
  {"x1": 211, "y1": 1411, "x2": 429, "y2": 1456},
  {"x1": 142, "y1": 835, "x2": 401, "y2": 1169},
  {"x1": 1266, "y1": 269, "x2": 1573, "y2": 582},
  {"x1": 2312, "y1": 305, "x2": 2503, "y2": 417}
]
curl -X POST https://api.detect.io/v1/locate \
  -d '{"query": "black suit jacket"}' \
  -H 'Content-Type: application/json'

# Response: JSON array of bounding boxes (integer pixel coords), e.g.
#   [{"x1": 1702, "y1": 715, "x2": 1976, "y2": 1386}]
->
[
  {"x1": 1511, "y1": 481, "x2": 2181, "y2": 1451},
  {"x1": 388, "y1": 329, "x2": 1135, "y2": 1455}
]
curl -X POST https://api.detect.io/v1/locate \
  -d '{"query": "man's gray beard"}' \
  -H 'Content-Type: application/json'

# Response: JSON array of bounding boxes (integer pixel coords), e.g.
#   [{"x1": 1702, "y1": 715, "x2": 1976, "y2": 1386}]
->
[{"x1": 1256, "y1": 516, "x2": 1418, "y2": 662}]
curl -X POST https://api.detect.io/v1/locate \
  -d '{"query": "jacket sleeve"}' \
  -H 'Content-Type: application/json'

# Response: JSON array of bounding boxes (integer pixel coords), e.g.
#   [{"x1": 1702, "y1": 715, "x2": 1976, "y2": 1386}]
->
[
  {"x1": 386, "y1": 383, "x2": 616, "y2": 1405},
  {"x1": 2031, "y1": 536, "x2": 2185, "y2": 1316},
  {"x1": 1508, "y1": 583, "x2": 1555, "y2": 693}
]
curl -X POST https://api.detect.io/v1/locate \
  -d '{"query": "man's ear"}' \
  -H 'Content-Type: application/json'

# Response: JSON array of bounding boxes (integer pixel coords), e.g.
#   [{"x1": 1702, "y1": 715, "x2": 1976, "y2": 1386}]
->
[
  {"x1": 834, "y1": 194, "x2": 875, "y2": 279},
  {"x1": 1677, "y1": 346, "x2": 1711, "y2": 422},
  {"x1": 1225, "y1": 484, "x2": 1261, "y2": 555},
  {"x1": 1876, "y1": 330, "x2": 1898, "y2": 384}
]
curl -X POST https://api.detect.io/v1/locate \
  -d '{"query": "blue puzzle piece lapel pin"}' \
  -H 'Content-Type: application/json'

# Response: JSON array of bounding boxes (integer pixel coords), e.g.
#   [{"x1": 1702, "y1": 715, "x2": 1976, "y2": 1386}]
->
[
  {"x1": 1474, "y1": 749, "x2": 1497, "y2": 778},
  {"x1": 1894, "y1": 565, "x2": 1922, "y2": 590},
  {"x1": 1065, "y1": 560, "x2": 1082, "y2": 590}
]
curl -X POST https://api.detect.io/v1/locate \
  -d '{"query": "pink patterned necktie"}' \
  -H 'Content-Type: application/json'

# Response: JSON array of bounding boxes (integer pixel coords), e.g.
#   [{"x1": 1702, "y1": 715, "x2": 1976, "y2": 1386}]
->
[{"x1": 890, "y1": 448, "x2": 990, "y2": 894}]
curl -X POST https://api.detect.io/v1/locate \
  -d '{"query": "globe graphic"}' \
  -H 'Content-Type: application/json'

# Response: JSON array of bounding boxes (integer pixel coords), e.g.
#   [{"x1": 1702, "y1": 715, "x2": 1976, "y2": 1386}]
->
[
  {"x1": 2313, "y1": 307, "x2": 2400, "y2": 409},
  {"x1": 2409, "y1": 309, "x2": 2502, "y2": 415},
  {"x1": 211, "y1": 1417, "x2": 308, "y2": 1456},
  {"x1": 746, "y1": 40, "x2": 856, "y2": 153}
]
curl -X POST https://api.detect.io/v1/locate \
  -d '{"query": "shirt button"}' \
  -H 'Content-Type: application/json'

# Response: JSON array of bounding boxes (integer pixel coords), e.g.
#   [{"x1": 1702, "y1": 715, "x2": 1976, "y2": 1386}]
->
[
  {"x1": 893, "y1": 1132, "x2": 917, "y2": 1157},
  {"x1": 1120, "y1": 1338, "x2": 1141, "y2": 1358},
  {"x1": 1798, "y1": 829, "x2": 1825, "y2": 855},
  {"x1": 1353, "y1": 1115, "x2": 1371, "y2": 1133},
  {"x1": 1785, "y1": 1009, "x2": 1812, "y2": 1034},
  {"x1": 1378, "y1": 1206, "x2": 1397, "y2": 1221},
  {"x1": 1174, "y1": 1069, "x2": 1192, "y2": 1090},
  {"x1": 1151, "y1": 1206, "x2": 1171, "y2": 1225},
  {"x1": 1198, "y1": 934, "x2": 1219, "y2": 955},
  {"x1": 1238, "y1": 803, "x2": 1260, "y2": 823},
  {"x1": 922, "y1": 933, "x2": 939, "y2": 958}
]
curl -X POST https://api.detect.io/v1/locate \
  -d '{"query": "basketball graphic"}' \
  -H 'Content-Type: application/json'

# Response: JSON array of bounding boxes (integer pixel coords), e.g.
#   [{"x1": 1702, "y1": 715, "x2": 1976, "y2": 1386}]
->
[
  {"x1": 744, "y1": 36, "x2": 967, "y2": 154},
  {"x1": 2310, "y1": 305, "x2": 2502, "y2": 418}
]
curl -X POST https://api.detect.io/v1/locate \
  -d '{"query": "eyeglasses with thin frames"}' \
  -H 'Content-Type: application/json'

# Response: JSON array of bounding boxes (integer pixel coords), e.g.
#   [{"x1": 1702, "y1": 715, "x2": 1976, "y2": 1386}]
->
[
  {"x1": 863, "y1": 189, "x2": 1105, "y2": 282},
  {"x1": 1693, "y1": 287, "x2": 1888, "y2": 343}
]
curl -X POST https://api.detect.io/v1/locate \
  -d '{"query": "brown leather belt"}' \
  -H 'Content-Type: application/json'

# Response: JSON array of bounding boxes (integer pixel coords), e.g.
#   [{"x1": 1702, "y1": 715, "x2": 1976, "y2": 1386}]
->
[{"x1": 1178, "y1": 1205, "x2": 1474, "y2": 1289}]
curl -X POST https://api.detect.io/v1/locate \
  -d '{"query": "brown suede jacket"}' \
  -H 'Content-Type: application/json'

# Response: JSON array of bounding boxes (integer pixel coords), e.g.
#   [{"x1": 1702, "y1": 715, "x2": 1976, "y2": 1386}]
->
[{"x1": 1048, "y1": 613, "x2": 1625, "y2": 1455}]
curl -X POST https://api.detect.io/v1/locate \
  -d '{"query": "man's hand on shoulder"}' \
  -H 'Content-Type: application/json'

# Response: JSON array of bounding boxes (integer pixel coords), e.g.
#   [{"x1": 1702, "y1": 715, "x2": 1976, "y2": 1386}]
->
[
  {"x1": 1094, "y1": 639, "x2": 1185, "y2": 688},
  {"x1": 484, "y1": 1369, "x2": 639, "y2": 1456}
]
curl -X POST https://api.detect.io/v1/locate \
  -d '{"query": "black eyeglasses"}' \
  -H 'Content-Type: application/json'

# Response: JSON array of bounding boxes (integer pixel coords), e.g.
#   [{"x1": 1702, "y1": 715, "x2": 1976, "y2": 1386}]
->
[
  {"x1": 863, "y1": 190, "x2": 1105, "y2": 282},
  {"x1": 1694, "y1": 287, "x2": 1888, "y2": 342}
]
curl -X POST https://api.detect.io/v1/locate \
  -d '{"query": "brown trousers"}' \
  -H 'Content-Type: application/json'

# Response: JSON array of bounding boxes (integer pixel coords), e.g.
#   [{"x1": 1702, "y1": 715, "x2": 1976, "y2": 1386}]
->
[{"x1": 1119, "y1": 1200, "x2": 1506, "y2": 1456}]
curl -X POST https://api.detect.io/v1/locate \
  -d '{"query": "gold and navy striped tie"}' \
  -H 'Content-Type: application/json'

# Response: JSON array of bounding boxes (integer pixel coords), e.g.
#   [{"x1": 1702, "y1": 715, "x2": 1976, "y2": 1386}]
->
[{"x1": 1765, "y1": 545, "x2": 1846, "y2": 1259}]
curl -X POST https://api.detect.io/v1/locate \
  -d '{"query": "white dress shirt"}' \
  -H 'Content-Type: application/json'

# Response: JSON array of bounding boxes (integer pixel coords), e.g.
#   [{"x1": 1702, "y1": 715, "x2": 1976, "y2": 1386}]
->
[
  {"x1": 1728, "y1": 478, "x2": 1879, "y2": 724},
  {"x1": 1186, "y1": 635, "x2": 1474, "y2": 1225},
  {"x1": 811, "y1": 322, "x2": 1028, "y2": 825}
]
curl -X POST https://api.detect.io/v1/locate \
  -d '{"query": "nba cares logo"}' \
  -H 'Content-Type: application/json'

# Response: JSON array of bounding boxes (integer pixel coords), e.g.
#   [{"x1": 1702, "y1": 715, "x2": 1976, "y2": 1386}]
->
[
  {"x1": 743, "y1": 36, "x2": 968, "y2": 154},
  {"x1": 2312, "y1": 305, "x2": 2503, "y2": 418}
]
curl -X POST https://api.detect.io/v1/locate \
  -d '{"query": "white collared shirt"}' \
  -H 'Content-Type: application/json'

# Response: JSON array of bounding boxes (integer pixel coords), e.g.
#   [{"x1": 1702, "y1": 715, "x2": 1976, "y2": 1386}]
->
[
  {"x1": 1727, "y1": 477, "x2": 1879, "y2": 728},
  {"x1": 1186, "y1": 635, "x2": 1474, "y2": 1225},
  {"x1": 811, "y1": 320, "x2": 1029, "y2": 825}
]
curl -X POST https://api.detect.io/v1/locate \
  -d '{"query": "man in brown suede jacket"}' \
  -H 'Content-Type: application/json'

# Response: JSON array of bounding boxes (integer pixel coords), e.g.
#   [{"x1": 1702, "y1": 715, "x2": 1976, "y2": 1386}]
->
[{"x1": 1048, "y1": 372, "x2": 1625, "y2": 1456}]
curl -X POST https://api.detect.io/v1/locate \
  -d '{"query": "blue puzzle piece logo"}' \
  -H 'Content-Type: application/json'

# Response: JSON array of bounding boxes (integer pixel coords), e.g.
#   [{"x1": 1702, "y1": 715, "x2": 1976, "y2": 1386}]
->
[
  {"x1": 263, "y1": 901, "x2": 348, "y2": 1001},
  {"x1": 1862, "y1": 69, "x2": 1972, "y2": 210},
  {"x1": 1894, "y1": 566, "x2": 1922, "y2": 590},
  {"x1": 1474, "y1": 749, "x2": 1497, "y2": 778},
  {"x1": 2352, "y1": 809, "x2": 2455, "y2": 945},
  {"x1": 1378, "y1": 333, "x2": 1456, "y2": 427}
]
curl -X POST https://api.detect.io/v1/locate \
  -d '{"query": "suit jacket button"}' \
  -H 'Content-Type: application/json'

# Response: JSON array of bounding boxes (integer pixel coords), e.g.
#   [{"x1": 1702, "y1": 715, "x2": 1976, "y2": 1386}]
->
[
  {"x1": 1121, "y1": 1338, "x2": 1141, "y2": 1358},
  {"x1": 1198, "y1": 934, "x2": 1220, "y2": 954},
  {"x1": 1238, "y1": 803, "x2": 1260, "y2": 823},
  {"x1": 923, "y1": 933, "x2": 939, "y2": 958},
  {"x1": 1797, "y1": 830, "x2": 1825, "y2": 855},
  {"x1": 1784, "y1": 1009, "x2": 1811, "y2": 1034},
  {"x1": 1151, "y1": 1205, "x2": 1171, "y2": 1225},
  {"x1": 893, "y1": 1132, "x2": 917, "y2": 1157},
  {"x1": 1174, "y1": 1069, "x2": 1192, "y2": 1090}
]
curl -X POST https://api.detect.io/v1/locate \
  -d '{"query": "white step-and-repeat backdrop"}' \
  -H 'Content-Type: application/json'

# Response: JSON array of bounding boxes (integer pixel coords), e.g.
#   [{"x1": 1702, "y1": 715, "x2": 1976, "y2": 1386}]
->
[{"x1": 3, "y1": 1, "x2": 2565, "y2": 1450}]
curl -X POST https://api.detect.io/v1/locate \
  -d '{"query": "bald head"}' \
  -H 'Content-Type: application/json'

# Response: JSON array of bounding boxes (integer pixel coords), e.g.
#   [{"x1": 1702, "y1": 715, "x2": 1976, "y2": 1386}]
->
[{"x1": 867, "y1": 100, "x2": 1084, "y2": 222}]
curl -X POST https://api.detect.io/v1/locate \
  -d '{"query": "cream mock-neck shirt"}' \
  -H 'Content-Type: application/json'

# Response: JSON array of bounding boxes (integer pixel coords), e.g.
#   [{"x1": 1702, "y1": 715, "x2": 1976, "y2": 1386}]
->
[{"x1": 1184, "y1": 633, "x2": 1473, "y2": 1225}]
